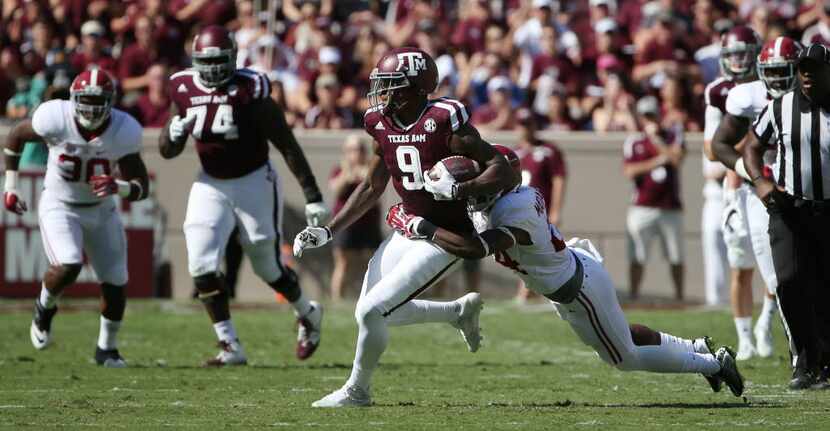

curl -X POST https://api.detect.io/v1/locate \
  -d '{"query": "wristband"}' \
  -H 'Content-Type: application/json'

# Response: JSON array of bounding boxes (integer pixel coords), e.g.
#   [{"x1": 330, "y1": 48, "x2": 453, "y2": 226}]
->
[
  {"x1": 734, "y1": 157, "x2": 753, "y2": 182},
  {"x1": 303, "y1": 185, "x2": 323, "y2": 204},
  {"x1": 4, "y1": 170, "x2": 19, "y2": 192},
  {"x1": 417, "y1": 219, "x2": 438, "y2": 240},
  {"x1": 115, "y1": 179, "x2": 132, "y2": 198},
  {"x1": 4, "y1": 148, "x2": 22, "y2": 157}
]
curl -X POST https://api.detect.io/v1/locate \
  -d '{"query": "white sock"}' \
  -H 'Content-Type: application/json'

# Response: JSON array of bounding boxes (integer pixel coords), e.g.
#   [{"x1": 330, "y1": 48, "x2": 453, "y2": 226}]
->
[
  {"x1": 659, "y1": 332, "x2": 695, "y2": 354},
  {"x1": 692, "y1": 338, "x2": 710, "y2": 354},
  {"x1": 290, "y1": 292, "x2": 312, "y2": 317},
  {"x1": 213, "y1": 320, "x2": 239, "y2": 343},
  {"x1": 346, "y1": 307, "x2": 388, "y2": 391},
  {"x1": 734, "y1": 317, "x2": 753, "y2": 343},
  {"x1": 757, "y1": 296, "x2": 778, "y2": 328},
  {"x1": 38, "y1": 284, "x2": 60, "y2": 309},
  {"x1": 635, "y1": 346, "x2": 722, "y2": 375},
  {"x1": 385, "y1": 300, "x2": 460, "y2": 326},
  {"x1": 97, "y1": 316, "x2": 121, "y2": 350}
]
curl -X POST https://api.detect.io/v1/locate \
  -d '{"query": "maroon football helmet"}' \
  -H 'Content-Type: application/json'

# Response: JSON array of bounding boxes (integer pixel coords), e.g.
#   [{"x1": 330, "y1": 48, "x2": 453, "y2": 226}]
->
[
  {"x1": 70, "y1": 68, "x2": 115, "y2": 130},
  {"x1": 467, "y1": 144, "x2": 521, "y2": 212},
  {"x1": 368, "y1": 47, "x2": 438, "y2": 114},
  {"x1": 720, "y1": 25, "x2": 761, "y2": 80},
  {"x1": 758, "y1": 36, "x2": 802, "y2": 98},
  {"x1": 192, "y1": 25, "x2": 237, "y2": 87}
]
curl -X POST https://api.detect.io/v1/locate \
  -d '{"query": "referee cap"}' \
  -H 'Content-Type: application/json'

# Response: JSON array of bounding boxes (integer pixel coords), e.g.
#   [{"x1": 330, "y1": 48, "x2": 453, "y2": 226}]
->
[{"x1": 797, "y1": 43, "x2": 830, "y2": 66}]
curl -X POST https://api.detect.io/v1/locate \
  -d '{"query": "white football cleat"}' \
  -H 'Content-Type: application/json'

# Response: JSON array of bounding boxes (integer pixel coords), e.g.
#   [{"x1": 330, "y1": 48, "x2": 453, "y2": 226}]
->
[
  {"x1": 203, "y1": 340, "x2": 247, "y2": 367},
  {"x1": 30, "y1": 302, "x2": 57, "y2": 350},
  {"x1": 754, "y1": 320, "x2": 774, "y2": 358},
  {"x1": 312, "y1": 385, "x2": 371, "y2": 408},
  {"x1": 735, "y1": 338, "x2": 756, "y2": 361},
  {"x1": 297, "y1": 301, "x2": 323, "y2": 360},
  {"x1": 30, "y1": 321, "x2": 51, "y2": 350},
  {"x1": 451, "y1": 292, "x2": 483, "y2": 353}
]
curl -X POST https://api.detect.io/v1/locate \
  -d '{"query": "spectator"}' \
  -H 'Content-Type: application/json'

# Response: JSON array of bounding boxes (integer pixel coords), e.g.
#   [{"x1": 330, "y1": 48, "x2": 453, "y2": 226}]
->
[
  {"x1": 543, "y1": 89, "x2": 576, "y2": 131},
  {"x1": 451, "y1": 0, "x2": 491, "y2": 56},
  {"x1": 304, "y1": 73, "x2": 355, "y2": 129},
  {"x1": 233, "y1": 0, "x2": 264, "y2": 68},
  {"x1": 20, "y1": 20, "x2": 55, "y2": 76},
  {"x1": 5, "y1": 77, "x2": 42, "y2": 119},
  {"x1": 623, "y1": 96, "x2": 686, "y2": 301},
  {"x1": 169, "y1": 0, "x2": 236, "y2": 29},
  {"x1": 328, "y1": 135, "x2": 381, "y2": 301},
  {"x1": 71, "y1": 21, "x2": 116, "y2": 74},
  {"x1": 660, "y1": 77, "x2": 701, "y2": 132},
  {"x1": 471, "y1": 76, "x2": 516, "y2": 131},
  {"x1": 802, "y1": 0, "x2": 830, "y2": 46},
  {"x1": 592, "y1": 68, "x2": 637, "y2": 132},
  {"x1": 632, "y1": 13, "x2": 698, "y2": 90},
  {"x1": 118, "y1": 16, "x2": 161, "y2": 94},
  {"x1": 133, "y1": 63, "x2": 171, "y2": 127}
]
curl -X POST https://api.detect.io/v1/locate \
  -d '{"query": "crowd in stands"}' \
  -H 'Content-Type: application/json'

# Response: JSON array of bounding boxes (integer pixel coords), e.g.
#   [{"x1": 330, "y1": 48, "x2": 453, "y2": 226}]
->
[{"x1": 2, "y1": 0, "x2": 830, "y2": 132}]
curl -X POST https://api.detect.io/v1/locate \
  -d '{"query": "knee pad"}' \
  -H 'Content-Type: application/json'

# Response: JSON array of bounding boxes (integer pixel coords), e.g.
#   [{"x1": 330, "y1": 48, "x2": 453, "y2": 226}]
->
[
  {"x1": 268, "y1": 266, "x2": 300, "y2": 302},
  {"x1": 193, "y1": 272, "x2": 228, "y2": 304},
  {"x1": 245, "y1": 241, "x2": 282, "y2": 282}
]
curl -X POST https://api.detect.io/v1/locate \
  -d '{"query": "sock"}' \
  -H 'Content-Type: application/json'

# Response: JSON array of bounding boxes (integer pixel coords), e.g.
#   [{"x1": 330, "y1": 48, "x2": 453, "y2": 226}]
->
[
  {"x1": 757, "y1": 296, "x2": 778, "y2": 331},
  {"x1": 692, "y1": 338, "x2": 710, "y2": 354},
  {"x1": 290, "y1": 291, "x2": 312, "y2": 317},
  {"x1": 385, "y1": 300, "x2": 461, "y2": 327},
  {"x1": 213, "y1": 320, "x2": 238, "y2": 343},
  {"x1": 635, "y1": 345, "x2": 722, "y2": 375},
  {"x1": 659, "y1": 332, "x2": 695, "y2": 354},
  {"x1": 346, "y1": 307, "x2": 388, "y2": 391},
  {"x1": 734, "y1": 317, "x2": 753, "y2": 344},
  {"x1": 97, "y1": 316, "x2": 121, "y2": 350},
  {"x1": 39, "y1": 284, "x2": 60, "y2": 309}
]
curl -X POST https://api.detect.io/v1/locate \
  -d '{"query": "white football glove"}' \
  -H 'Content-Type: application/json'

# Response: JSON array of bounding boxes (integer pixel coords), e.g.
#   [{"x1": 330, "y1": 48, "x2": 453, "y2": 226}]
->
[
  {"x1": 293, "y1": 226, "x2": 332, "y2": 257},
  {"x1": 423, "y1": 164, "x2": 457, "y2": 201},
  {"x1": 305, "y1": 201, "x2": 330, "y2": 227},
  {"x1": 169, "y1": 114, "x2": 197, "y2": 142}
]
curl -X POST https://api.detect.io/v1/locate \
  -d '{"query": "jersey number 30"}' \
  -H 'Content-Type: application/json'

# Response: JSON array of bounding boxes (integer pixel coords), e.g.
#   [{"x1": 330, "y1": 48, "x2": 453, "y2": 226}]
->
[{"x1": 187, "y1": 104, "x2": 239, "y2": 140}]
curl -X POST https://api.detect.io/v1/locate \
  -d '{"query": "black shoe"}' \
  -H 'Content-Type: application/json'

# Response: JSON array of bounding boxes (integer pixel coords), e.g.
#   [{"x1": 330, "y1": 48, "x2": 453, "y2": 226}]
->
[
  {"x1": 789, "y1": 368, "x2": 815, "y2": 390},
  {"x1": 812, "y1": 367, "x2": 830, "y2": 390},
  {"x1": 94, "y1": 347, "x2": 127, "y2": 368},
  {"x1": 715, "y1": 346, "x2": 745, "y2": 397},
  {"x1": 697, "y1": 336, "x2": 722, "y2": 393},
  {"x1": 30, "y1": 301, "x2": 58, "y2": 350}
]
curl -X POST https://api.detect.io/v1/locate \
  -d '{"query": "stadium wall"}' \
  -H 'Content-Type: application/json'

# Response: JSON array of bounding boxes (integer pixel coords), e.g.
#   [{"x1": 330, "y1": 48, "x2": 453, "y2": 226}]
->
[{"x1": 0, "y1": 127, "x2": 766, "y2": 303}]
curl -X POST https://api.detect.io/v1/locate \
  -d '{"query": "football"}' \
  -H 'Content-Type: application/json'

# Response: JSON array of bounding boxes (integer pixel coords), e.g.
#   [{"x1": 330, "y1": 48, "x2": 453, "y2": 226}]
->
[{"x1": 428, "y1": 156, "x2": 480, "y2": 182}]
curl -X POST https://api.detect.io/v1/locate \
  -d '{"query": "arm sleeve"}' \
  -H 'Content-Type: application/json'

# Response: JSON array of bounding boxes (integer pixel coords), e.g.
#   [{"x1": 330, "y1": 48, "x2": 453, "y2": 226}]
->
[
  {"x1": 703, "y1": 105, "x2": 723, "y2": 141},
  {"x1": 751, "y1": 101, "x2": 775, "y2": 147}
]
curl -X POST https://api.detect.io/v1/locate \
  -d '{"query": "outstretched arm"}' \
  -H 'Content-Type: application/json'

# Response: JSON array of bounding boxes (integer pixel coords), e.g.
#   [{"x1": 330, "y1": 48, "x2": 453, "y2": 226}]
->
[
  {"x1": 430, "y1": 224, "x2": 528, "y2": 259},
  {"x1": 447, "y1": 123, "x2": 517, "y2": 199},
  {"x1": 710, "y1": 113, "x2": 750, "y2": 168},
  {"x1": 329, "y1": 143, "x2": 389, "y2": 235}
]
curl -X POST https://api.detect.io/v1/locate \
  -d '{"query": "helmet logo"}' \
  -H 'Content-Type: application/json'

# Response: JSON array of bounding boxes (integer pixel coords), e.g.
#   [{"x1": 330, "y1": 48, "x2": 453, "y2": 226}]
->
[
  {"x1": 424, "y1": 118, "x2": 436, "y2": 133},
  {"x1": 396, "y1": 52, "x2": 426, "y2": 76}
]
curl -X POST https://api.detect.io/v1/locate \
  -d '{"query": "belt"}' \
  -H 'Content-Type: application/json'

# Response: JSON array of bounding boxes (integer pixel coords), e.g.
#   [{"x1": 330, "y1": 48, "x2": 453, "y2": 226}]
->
[
  {"x1": 545, "y1": 250, "x2": 584, "y2": 304},
  {"x1": 64, "y1": 200, "x2": 102, "y2": 207}
]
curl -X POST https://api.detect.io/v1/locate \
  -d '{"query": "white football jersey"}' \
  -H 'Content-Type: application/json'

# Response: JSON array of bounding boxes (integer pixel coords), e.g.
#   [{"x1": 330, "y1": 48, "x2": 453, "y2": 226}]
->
[
  {"x1": 726, "y1": 80, "x2": 768, "y2": 120},
  {"x1": 471, "y1": 186, "x2": 576, "y2": 296},
  {"x1": 32, "y1": 100, "x2": 142, "y2": 204}
]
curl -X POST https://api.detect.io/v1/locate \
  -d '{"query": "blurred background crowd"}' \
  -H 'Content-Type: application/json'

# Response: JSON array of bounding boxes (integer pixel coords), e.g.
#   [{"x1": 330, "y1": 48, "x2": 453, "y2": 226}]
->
[{"x1": 1, "y1": 0, "x2": 830, "y2": 132}]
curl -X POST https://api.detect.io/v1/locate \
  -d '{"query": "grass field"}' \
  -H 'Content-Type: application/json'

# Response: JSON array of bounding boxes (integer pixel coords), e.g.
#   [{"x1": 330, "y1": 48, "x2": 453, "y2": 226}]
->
[{"x1": 0, "y1": 299, "x2": 828, "y2": 429}]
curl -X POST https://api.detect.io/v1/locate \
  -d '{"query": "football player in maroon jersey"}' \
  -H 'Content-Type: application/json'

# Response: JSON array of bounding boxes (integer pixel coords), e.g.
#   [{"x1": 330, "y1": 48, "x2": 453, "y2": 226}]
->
[
  {"x1": 159, "y1": 26, "x2": 327, "y2": 366},
  {"x1": 293, "y1": 47, "x2": 515, "y2": 407}
]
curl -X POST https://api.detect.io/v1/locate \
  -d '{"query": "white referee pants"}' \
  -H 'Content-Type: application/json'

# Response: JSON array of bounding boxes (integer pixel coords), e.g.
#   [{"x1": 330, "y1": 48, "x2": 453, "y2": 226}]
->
[
  {"x1": 702, "y1": 191, "x2": 729, "y2": 306},
  {"x1": 744, "y1": 190, "x2": 778, "y2": 294}
]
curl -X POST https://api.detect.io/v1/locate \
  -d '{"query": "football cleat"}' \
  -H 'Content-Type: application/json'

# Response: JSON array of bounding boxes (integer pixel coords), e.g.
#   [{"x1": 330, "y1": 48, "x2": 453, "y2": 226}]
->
[
  {"x1": 789, "y1": 367, "x2": 816, "y2": 390},
  {"x1": 451, "y1": 293, "x2": 483, "y2": 353},
  {"x1": 30, "y1": 301, "x2": 58, "y2": 350},
  {"x1": 296, "y1": 301, "x2": 323, "y2": 360},
  {"x1": 735, "y1": 338, "x2": 756, "y2": 361},
  {"x1": 203, "y1": 340, "x2": 247, "y2": 367},
  {"x1": 812, "y1": 366, "x2": 830, "y2": 390},
  {"x1": 754, "y1": 321, "x2": 774, "y2": 358},
  {"x1": 715, "y1": 346, "x2": 745, "y2": 397},
  {"x1": 311, "y1": 385, "x2": 372, "y2": 408},
  {"x1": 94, "y1": 347, "x2": 127, "y2": 368},
  {"x1": 695, "y1": 336, "x2": 722, "y2": 393}
]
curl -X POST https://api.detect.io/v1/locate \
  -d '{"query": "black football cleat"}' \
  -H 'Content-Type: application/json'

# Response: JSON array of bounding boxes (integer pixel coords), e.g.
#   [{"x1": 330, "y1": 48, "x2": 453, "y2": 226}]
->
[
  {"x1": 789, "y1": 367, "x2": 816, "y2": 390},
  {"x1": 696, "y1": 336, "x2": 722, "y2": 393},
  {"x1": 715, "y1": 346, "x2": 744, "y2": 397},
  {"x1": 95, "y1": 347, "x2": 127, "y2": 368},
  {"x1": 30, "y1": 301, "x2": 58, "y2": 350}
]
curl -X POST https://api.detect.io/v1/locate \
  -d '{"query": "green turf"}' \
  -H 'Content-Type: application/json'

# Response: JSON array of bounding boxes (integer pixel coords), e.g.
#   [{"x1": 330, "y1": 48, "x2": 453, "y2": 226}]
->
[{"x1": 0, "y1": 299, "x2": 827, "y2": 429}]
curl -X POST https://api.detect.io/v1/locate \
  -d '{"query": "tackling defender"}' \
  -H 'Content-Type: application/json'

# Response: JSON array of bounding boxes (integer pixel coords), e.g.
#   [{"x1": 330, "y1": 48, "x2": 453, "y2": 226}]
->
[
  {"x1": 393, "y1": 145, "x2": 745, "y2": 397},
  {"x1": 294, "y1": 47, "x2": 515, "y2": 407},
  {"x1": 710, "y1": 36, "x2": 802, "y2": 360},
  {"x1": 159, "y1": 26, "x2": 328, "y2": 365},
  {"x1": 3, "y1": 69, "x2": 150, "y2": 367}
]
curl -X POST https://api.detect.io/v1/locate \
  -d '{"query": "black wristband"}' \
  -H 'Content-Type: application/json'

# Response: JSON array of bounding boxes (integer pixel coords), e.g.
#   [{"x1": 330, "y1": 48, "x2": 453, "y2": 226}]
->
[
  {"x1": 418, "y1": 219, "x2": 438, "y2": 241},
  {"x1": 303, "y1": 184, "x2": 323, "y2": 203}
]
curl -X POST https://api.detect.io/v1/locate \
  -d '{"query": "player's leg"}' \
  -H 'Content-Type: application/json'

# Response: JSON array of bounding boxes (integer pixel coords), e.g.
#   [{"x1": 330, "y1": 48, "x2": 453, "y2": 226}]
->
[
  {"x1": 702, "y1": 188, "x2": 729, "y2": 306},
  {"x1": 183, "y1": 180, "x2": 241, "y2": 365},
  {"x1": 745, "y1": 191, "x2": 780, "y2": 358},
  {"x1": 657, "y1": 209, "x2": 685, "y2": 301},
  {"x1": 723, "y1": 187, "x2": 757, "y2": 360},
  {"x1": 626, "y1": 206, "x2": 657, "y2": 300},
  {"x1": 32, "y1": 196, "x2": 85, "y2": 350},
  {"x1": 84, "y1": 201, "x2": 129, "y2": 367},
  {"x1": 233, "y1": 164, "x2": 321, "y2": 359}
]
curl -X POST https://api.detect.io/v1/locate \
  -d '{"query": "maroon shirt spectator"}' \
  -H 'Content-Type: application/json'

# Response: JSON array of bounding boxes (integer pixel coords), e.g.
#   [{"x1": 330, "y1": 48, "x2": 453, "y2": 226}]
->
[
  {"x1": 623, "y1": 129, "x2": 684, "y2": 209},
  {"x1": 514, "y1": 109, "x2": 567, "y2": 222},
  {"x1": 71, "y1": 21, "x2": 116, "y2": 74},
  {"x1": 168, "y1": 0, "x2": 236, "y2": 28},
  {"x1": 304, "y1": 74, "x2": 355, "y2": 129},
  {"x1": 470, "y1": 77, "x2": 516, "y2": 131},
  {"x1": 450, "y1": 1, "x2": 491, "y2": 55},
  {"x1": 617, "y1": 0, "x2": 648, "y2": 40},
  {"x1": 133, "y1": 64, "x2": 171, "y2": 127},
  {"x1": 330, "y1": 164, "x2": 380, "y2": 238},
  {"x1": 118, "y1": 16, "x2": 162, "y2": 92}
]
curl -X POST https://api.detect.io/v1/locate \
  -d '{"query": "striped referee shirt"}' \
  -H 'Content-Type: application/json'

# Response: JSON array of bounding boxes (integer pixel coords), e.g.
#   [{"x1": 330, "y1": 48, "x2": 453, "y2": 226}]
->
[{"x1": 753, "y1": 89, "x2": 830, "y2": 200}]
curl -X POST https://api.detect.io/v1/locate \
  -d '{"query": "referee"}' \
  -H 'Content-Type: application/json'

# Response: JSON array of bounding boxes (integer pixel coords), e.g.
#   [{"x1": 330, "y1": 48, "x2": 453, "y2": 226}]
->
[{"x1": 740, "y1": 43, "x2": 830, "y2": 389}]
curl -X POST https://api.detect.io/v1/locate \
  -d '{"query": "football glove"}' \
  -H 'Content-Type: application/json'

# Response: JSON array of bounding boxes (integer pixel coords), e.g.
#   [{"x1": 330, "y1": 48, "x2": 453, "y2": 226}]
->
[
  {"x1": 89, "y1": 175, "x2": 129, "y2": 198},
  {"x1": 305, "y1": 201, "x2": 330, "y2": 227},
  {"x1": 423, "y1": 164, "x2": 458, "y2": 201},
  {"x1": 293, "y1": 226, "x2": 332, "y2": 257},
  {"x1": 3, "y1": 171, "x2": 27, "y2": 215},
  {"x1": 385, "y1": 203, "x2": 429, "y2": 239},
  {"x1": 169, "y1": 114, "x2": 197, "y2": 142}
]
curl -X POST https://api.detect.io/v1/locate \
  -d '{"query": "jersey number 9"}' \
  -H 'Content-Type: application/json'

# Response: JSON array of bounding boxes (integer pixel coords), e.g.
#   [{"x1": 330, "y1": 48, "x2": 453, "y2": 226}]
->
[{"x1": 396, "y1": 146, "x2": 424, "y2": 191}]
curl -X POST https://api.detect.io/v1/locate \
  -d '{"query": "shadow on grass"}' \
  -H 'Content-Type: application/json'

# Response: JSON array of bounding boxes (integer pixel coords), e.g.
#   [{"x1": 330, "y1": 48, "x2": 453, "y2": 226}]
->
[{"x1": 369, "y1": 400, "x2": 782, "y2": 409}]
